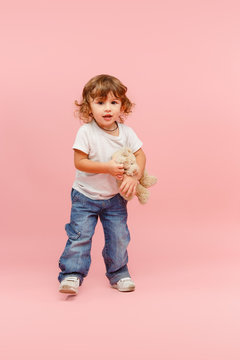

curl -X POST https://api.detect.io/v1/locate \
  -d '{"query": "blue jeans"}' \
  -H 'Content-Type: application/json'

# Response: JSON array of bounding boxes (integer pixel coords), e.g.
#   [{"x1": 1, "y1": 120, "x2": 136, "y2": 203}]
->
[{"x1": 58, "y1": 188, "x2": 131, "y2": 286}]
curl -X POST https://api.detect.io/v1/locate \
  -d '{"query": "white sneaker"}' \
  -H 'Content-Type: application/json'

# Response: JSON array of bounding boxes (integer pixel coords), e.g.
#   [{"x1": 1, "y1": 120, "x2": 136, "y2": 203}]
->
[
  {"x1": 111, "y1": 277, "x2": 135, "y2": 292},
  {"x1": 59, "y1": 276, "x2": 80, "y2": 295}
]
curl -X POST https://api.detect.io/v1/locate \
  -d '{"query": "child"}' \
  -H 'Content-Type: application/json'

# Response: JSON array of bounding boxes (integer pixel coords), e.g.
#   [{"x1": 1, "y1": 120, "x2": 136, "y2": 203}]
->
[{"x1": 58, "y1": 74, "x2": 146, "y2": 295}]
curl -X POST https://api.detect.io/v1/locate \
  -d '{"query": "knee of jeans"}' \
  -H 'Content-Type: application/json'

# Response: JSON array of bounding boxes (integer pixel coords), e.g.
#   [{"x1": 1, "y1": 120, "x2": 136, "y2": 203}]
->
[
  {"x1": 117, "y1": 225, "x2": 130, "y2": 242},
  {"x1": 65, "y1": 223, "x2": 81, "y2": 240}
]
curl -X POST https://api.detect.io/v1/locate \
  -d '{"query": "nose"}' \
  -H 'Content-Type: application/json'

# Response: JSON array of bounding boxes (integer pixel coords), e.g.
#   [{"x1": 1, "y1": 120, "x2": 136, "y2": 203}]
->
[{"x1": 104, "y1": 102, "x2": 111, "y2": 111}]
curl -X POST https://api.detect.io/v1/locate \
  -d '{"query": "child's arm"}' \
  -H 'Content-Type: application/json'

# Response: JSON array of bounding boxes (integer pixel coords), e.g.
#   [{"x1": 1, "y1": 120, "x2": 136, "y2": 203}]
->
[
  {"x1": 74, "y1": 149, "x2": 124, "y2": 178},
  {"x1": 120, "y1": 148, "x2": 146, "y2": 197}
]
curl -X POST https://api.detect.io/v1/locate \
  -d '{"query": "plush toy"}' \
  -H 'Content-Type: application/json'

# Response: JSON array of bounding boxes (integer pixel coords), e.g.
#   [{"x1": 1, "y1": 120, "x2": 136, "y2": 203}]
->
[{"x1": 112, "y1": 147, "x2": 157, "y2": 204}]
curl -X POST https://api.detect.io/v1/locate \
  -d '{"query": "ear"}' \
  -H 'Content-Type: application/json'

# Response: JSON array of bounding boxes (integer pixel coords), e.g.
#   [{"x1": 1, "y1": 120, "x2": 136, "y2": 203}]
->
[
  {"x1": 121, "y1": 148, "x2": 129, "y2": 156},
  {"x1": 120, "y1": 104, "x2": 125, "y2": 113},
  {"x1": 126, "y1": 147, "x2": 132, "y2": 154}
]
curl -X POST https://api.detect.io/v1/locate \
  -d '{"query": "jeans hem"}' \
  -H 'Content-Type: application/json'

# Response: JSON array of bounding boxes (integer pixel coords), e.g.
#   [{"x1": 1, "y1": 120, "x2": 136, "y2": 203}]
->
[
  {"x1": 58, "y1": 273, "x2": 83, "y2": 285},
  {"x1": 108, "y1": 271, "x2": 131, "y2": 285}
]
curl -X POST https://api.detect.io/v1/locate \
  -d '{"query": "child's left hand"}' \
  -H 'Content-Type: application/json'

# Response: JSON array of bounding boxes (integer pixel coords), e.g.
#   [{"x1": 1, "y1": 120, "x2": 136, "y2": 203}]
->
[{"x1": 120, "y1": 174, "x2": 138, "y2": 198}]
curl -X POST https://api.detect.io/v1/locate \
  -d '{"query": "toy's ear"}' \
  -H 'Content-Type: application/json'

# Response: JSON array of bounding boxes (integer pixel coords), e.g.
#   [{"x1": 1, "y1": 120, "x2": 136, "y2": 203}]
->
[
  {"x1": 126, "y1": 147, "x2": 132, "y2": 154},
  {"x1": 122, "y1": 148, "x2": 129, "y2": 157}
]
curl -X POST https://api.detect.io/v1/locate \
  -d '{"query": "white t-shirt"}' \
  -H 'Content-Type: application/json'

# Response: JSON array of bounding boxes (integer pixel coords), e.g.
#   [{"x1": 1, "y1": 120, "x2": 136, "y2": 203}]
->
[{"x1": 72, "y1": 120, "x2": 143, "y2": 200}]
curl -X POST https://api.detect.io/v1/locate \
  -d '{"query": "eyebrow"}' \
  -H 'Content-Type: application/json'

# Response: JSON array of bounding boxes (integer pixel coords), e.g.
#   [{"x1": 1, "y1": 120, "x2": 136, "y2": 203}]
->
[{"x1": 95, "y1": 97, "x2": 120, "y2": 101}]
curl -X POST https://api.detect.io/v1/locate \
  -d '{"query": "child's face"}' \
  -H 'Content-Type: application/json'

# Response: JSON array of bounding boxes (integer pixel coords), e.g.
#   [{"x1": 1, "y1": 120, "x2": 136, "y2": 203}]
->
[{"x1": 89, "y1": 92, "x2": 122, "y2": 129}]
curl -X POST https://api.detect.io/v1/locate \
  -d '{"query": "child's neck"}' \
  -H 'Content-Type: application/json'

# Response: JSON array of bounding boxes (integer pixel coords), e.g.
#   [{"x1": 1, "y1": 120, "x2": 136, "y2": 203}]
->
[{"x1": 94, "y1": 119, "x2": 119, "y2": 134}]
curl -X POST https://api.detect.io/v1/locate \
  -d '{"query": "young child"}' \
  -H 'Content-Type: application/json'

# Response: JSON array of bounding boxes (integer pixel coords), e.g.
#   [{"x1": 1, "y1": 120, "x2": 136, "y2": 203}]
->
[{"x1": 58, "y1": 74, "x2": 146, "y2": 295}]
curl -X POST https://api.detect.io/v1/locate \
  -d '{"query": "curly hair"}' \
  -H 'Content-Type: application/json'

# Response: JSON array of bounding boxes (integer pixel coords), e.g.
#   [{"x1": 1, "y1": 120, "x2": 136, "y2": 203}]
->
[{"x1": 74, "y1": 74, "x2": 135, "y2": 123}]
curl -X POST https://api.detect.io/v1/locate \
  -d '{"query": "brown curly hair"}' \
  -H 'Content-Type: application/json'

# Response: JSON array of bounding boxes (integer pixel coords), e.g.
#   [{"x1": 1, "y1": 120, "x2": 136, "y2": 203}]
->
[{"x1": 74, "y1": 74, "x2": 135, "y2": 123}]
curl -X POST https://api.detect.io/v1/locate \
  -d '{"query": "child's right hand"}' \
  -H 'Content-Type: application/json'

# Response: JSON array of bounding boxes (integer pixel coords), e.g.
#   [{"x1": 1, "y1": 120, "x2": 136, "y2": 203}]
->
[{"x1": 107, "y1": 160, "x2": 124, "y2": 179}]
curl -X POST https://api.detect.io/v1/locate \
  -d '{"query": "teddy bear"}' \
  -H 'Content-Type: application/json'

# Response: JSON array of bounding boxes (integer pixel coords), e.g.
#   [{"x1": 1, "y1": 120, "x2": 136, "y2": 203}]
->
[{"x1": 112, "y1": 147, "x2": 157, "y2": 204}]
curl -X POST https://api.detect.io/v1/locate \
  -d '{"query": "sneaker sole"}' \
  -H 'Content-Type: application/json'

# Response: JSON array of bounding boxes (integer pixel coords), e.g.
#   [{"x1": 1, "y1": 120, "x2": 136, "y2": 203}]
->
[
  {"x1": 111, "y1": 284, "x2": 135, "y2": 292},
  {"x1": 59, "y1": 286, "x2": 78, "y2": 295}
]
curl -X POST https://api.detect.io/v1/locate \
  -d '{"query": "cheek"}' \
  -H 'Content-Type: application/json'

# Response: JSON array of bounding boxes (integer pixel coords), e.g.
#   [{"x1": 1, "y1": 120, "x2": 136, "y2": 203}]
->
[
  {"x1": 91, "y1": 106, "x2": 101, "y2": 115},
  {"x1": 114, "y1": 104, "x2": 121, "y2": 112}
]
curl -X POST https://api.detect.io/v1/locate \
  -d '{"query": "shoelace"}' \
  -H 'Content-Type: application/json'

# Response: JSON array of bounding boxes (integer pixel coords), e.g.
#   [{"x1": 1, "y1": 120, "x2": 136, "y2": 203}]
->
[
  {"x1": 118, "y1": 277, "x2": 132, "y2": 283},
  {"x1": 65, "y1": 277, "x2": 79, "y2": 282}
]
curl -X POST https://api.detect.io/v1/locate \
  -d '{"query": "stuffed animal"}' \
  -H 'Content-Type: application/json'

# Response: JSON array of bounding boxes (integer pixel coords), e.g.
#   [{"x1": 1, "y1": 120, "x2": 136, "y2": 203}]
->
[{"x1": 112, "y1": 147, "x2": 157, "y2": 204}]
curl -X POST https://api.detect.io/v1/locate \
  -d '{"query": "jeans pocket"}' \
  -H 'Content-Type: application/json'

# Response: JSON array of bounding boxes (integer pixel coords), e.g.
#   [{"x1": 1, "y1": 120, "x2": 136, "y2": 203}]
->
[
  {"x1": 71, "y1": 188, "x2": 88, "y2": 206},
  {"x1": 118, "y1": 193, "x2": 128, "y2": 206},
  {"x1": 71, "y1": 188, "x2": 78, "y2": 202},
  {"x1": 65, "y1": 223, "x2": 81, "y2": 240}
]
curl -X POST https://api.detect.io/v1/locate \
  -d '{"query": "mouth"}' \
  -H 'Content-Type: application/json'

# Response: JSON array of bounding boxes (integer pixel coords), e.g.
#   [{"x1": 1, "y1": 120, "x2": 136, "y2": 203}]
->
[{"x1": 103, "y1": 115, "x2": 112, "y2": 118}]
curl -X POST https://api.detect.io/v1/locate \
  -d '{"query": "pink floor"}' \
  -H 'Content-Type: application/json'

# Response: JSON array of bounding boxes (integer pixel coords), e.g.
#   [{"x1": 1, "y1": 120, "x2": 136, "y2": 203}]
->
[
  {"x1": 1, "y1": 0, "x2": 240, "y2": 358},
  {"x1": 2, "y1": 223, "x2": 240, "y2": 360}
]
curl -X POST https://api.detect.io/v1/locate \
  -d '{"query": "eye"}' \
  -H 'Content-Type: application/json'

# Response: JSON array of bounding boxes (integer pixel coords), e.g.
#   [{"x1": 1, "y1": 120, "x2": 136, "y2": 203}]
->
[
  {"x1": 112, "y1": 101, "x2": 118, "y2": 104},
  {"x1": 97, "y1": 101, "x2": 104, "y2": 105}
]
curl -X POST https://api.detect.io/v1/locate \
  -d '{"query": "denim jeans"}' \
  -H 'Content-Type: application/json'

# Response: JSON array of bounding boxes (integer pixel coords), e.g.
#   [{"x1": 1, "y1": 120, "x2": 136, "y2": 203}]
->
[{"x1": 58, "y1": 188, "x2": 131, "y2": 286}]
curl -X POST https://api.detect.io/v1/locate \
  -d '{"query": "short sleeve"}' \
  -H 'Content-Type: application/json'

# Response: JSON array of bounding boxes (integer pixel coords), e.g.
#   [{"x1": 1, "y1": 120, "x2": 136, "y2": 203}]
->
[
  {"x1": 72, "y1": 125, "x2": 90, "y2": 154},
  {"x1": 126, "y1": 126, "x2": 143, "y2": 153}
]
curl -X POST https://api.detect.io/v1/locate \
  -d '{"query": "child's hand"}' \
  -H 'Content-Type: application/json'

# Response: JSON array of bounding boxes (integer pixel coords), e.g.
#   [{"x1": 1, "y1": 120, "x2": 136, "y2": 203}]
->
[
  {"x1": 107, "y1": 160, "x2": 124, "y2": 178},
  {"x1": 120, "y1": 174, "x2": 138, "y2": 198}
]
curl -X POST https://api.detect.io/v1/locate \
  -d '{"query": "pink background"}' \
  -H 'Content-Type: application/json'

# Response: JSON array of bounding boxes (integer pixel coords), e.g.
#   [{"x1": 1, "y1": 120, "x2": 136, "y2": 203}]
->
[{"x1": 1, "y1": 0, "x2": 240, "y2": 359}]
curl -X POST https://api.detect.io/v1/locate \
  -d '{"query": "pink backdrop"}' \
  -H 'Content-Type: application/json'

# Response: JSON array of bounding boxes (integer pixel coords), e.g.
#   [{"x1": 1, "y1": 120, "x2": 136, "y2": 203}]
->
[{"x1": 1, "y1": 0, "x2": 240, "y2": 359}]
